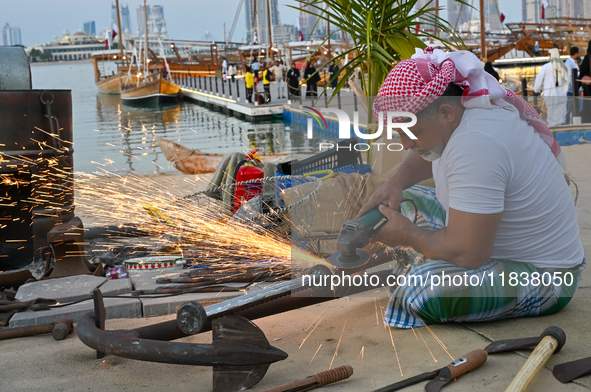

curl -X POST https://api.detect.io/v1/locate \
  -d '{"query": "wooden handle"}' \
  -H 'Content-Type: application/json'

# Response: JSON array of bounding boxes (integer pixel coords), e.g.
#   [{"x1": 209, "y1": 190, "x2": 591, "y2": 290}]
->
[
  {"x1": 446, "y1": 349, "x2": 488, "y2": 379},
  {"x1": 261, "y1": 365, "x2": 353, "y2": 392},
  {"x1": 504, "y1": 335, "x2": 559, "y2": 392}
]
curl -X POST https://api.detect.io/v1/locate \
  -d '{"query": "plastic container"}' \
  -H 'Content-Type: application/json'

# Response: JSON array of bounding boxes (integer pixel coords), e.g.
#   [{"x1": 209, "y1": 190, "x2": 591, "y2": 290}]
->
[
  {"x1": 106, "y1": 266, "x2": 128, "y2": 279},
  {"x1": 275, "y1": 138, "x2": 371, "y2": 205}
]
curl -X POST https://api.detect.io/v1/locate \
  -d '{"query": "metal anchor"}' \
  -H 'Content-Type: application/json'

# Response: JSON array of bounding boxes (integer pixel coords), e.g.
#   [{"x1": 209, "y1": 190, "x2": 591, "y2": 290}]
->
[{"x1": 76, "y1": 289, "x2": 288, "y2": 392}]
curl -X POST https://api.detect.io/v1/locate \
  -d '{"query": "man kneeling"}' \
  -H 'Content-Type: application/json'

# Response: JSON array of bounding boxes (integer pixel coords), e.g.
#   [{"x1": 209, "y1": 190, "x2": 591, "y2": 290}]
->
[{"x1": 357, "y1": 48, "x2": 585, "y2": 328}]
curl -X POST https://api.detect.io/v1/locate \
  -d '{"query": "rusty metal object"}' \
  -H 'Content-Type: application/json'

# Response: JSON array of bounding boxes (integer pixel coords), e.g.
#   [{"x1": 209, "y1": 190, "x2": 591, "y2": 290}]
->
[
  {"x1": 77, "y1": 291, "x2": 288, "y2": 392},
  {"x1": 0, "y1": 269, "x2": 34, "y2": 289},
  {"x1": 484, "y1": 326, "x2": 567, "y2": 354},
  {"x1": 43, "y1": 217, "x2": 97, "y2": 279},
  {"x1": 0, "y1": 89, "x2": 74, "y2": 268},
  {"x1": 261, "y1": 365, "x2": 354, "y2": 392},
  {"x1": 77, "y1": 267, "x2": 394, "y2": 391},
  {"x1": 0, "y1": 316, "x2": 73, "y2": 341},
  {"x1": 553, "y1": 357, "x2": 591, "y2": 383}
]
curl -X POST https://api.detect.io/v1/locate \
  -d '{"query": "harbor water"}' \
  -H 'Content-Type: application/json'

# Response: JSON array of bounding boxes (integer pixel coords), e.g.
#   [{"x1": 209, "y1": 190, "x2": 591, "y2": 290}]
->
[{"x1": 30, "y1": 61, "x2": 312, "y2": 175}]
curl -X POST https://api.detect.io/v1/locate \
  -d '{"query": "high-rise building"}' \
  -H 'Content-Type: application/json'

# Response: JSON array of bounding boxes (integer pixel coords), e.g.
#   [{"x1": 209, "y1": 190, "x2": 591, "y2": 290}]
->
[
  {"x1": 448, "y1": 0, "x2": 471, "y2": 31},
  {"x1": 523, "y1": 0, "x2": 588, "y2": 23},
  {"x1": 2, "y1": 23, "x2": 22, "y2": 46},
  {"x1": 484, "y1": 0, "x2": 502, "y2": 31},
  {"x1": 83, "y1": 21, "x2": 96, "y2": 36},
  {"x1": 121, "y1": 4, "x2": 132, "y2": 32},
  {"x1": 136, "y1": 4, "x2": 167, "y2": 37},
  {"x1": 112, "y1": 3, "x2": 132, "y2": 32},
  {"x1": 245, "y1": 0, "x2": 281, "y2": 45},
  {"x1": 148, "y1": 5, "x2": 167, "y2": 36},
  {"x1": 298, "y1": 1, "x2": 325, "y2": 40}
]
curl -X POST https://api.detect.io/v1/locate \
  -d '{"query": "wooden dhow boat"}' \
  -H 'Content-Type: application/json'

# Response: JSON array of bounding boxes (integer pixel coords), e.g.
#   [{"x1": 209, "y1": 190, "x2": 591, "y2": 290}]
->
[
  {"x1": 158, "y1": 138, "x2": 290, "y2": 174},
  {"x1": 120, "y1": 71, "x2": 180, "y2": 105}
]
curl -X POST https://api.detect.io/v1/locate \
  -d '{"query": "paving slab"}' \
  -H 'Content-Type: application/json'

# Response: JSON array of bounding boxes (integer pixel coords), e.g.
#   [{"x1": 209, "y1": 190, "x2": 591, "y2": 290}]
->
[
  {"x1": 16, "y1": 275, "x2": 107, "y2": 303},
  {"x1": 9, "y1": 297, "x2": 141, "y2": 327},
  {"x1": 462, "y1": 296, "x2": 591, "y2": 390},
  {"x1": 1, "y1": 295, "x2": 589, "y2": 392}
]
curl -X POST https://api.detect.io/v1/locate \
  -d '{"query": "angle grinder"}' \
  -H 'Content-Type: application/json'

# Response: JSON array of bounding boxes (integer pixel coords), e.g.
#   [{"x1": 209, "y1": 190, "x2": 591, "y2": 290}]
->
[{"x1": 328, "y1": 198, "x2": 418, "y2": 269}]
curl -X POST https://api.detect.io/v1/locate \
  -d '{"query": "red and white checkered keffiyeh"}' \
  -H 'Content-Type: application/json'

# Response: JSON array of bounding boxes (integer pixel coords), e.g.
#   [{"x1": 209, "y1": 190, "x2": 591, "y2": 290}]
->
[{"x1": 373, "y1": 47, "x2": 566, "y2": 168}]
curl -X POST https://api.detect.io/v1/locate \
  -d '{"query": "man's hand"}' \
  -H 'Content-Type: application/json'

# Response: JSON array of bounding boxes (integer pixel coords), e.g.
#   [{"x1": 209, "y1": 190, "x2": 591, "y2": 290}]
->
[
  {"x1": 371, "y1": 204, "x2": 415, "y2": 248},
  {"x1": 356, "y1": 181, "x2": 404, "y2": 219}
]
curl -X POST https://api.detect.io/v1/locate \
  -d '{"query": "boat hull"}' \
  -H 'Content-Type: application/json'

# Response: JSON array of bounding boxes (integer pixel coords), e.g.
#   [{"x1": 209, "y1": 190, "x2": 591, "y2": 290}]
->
[
  {"x1": 96, "y1": 75, "x2": 121, "y2": 94},
  {"x1": 121, "y1": 73, "x2": 180, "y2": 105}
]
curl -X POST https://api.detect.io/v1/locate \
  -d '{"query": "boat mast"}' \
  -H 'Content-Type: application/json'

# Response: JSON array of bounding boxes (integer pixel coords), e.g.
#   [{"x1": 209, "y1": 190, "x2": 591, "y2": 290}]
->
[
  {"x1": 144, "y1": 2, "x2": 149, "y2": 74},
  {"x1": 480, "y1": 0, "x2": 486, "y2": 60},
  {"x1": 266, "y1": 0, "x2": 273, "y2": 60},
  {"x1": 115, "y1": 0, "x2": 124, "y2": 66}
]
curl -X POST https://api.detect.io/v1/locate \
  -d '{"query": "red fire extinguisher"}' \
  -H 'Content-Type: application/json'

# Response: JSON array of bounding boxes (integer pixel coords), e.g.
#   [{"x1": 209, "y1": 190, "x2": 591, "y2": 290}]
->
[{"x1": 232, "y1": 148, "x2": 264, "y2": 211}]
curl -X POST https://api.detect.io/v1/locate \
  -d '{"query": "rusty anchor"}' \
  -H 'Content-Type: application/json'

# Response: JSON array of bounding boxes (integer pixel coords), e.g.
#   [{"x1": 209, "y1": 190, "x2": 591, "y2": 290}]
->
[
  {"x1": 76, "y1": 289, "x2": 288, "y2": 392},
  {"x1": 76, "y1": 266, "x2": 395, "y2": 391}
]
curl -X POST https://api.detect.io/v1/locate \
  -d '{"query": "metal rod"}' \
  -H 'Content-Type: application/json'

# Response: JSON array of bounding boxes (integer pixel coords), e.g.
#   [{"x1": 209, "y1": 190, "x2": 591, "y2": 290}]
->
[
  {"x1": 337, "y1": 90, "x2": 341, "y2": 109},
  {"x1": 521, "y1": 78, "x2": 528, "y2": 98},
  {"x1": 479, "y1": 0, "x2": 486, "y2": 60},
  {"x1": 222, "y1": 78, "x2": 225, "y2": 96}
]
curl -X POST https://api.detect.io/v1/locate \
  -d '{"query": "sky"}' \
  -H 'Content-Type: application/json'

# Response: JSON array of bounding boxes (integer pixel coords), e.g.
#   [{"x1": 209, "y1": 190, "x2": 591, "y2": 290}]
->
[{"x1": 1, "y1": 0, "x2": 523, "y2": 47}]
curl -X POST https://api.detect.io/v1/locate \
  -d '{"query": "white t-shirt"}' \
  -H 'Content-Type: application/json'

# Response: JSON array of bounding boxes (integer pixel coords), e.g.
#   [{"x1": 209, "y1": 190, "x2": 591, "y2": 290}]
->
[{"x1": 432, "y1": 106, "x2": 583, "y2": 268}]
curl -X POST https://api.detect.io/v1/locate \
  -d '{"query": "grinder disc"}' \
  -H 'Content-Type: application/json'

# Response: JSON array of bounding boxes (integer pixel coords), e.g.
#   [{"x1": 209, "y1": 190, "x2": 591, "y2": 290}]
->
[{"x1": 328, "y1": 250, "x2": 370, "y2": 269}]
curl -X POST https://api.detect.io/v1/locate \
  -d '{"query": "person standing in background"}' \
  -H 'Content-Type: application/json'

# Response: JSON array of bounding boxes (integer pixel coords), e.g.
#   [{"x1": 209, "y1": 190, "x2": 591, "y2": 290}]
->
[
  {"x1": 227, "y1": 64, "x2": 237, "y2": 83},
  {"x1": 534, "y1": 48, "x2": 570, "y2": 126},
  {"x1": 534, "y1": 41, "x2": 540, "y2": 56},
  {"x1": 251, "y1": 59, "x2": 260, "y2": 80},
  {"x1": 484, "y1": 61, "x2": 500, "y2": 81},
  {"x1": 245, "y1": 66, "x2": 254, "y2": 104},
  {"x1": 565, "y1": 46, "x2": 580, "y2": 124},
  {"x1": 221, "y1": 58, "x2": 228, "y2": 80},
  {"x1": 269, "y1": 61, "x2": 286, "y2": 99},
  {"x1": 304, "y1": 61, "x2": 320, "y2": 98},
  {"x1": 580, "y1": 40, "x2": 591, "y2": 124},
  {"x1": 262, "y1": 63, "x2": 272, "y2": 103},
  {"x1": 287, "y1": 62, "x2": 300, "y2": 98},
  {"x1": 329, "y1": 62, "x2": 340, "y2": 88}
]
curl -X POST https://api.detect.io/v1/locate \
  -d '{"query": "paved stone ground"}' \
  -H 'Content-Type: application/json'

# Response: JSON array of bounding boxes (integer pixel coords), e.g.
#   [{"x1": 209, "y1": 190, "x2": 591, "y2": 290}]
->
[{"x1": 1, "y1": 144, "x2": 590, "y2": 391}]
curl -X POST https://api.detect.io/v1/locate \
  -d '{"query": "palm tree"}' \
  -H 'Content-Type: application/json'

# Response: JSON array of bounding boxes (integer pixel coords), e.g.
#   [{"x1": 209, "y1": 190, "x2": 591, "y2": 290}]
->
[{"x1": 293, "y1": 0, "x2": 465, "y2": 112}]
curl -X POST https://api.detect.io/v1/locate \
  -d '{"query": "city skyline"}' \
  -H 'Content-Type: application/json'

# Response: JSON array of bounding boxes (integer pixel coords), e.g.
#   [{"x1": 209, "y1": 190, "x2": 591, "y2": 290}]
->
[{"x1": 0, "y1": 0, "x2": 551, "y2": 47}]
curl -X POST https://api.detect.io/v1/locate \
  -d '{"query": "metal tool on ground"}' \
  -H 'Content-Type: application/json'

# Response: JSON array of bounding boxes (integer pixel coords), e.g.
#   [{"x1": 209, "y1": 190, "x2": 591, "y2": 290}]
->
[
  {"x1": 372, "y1": 349, "x2": 488, "y2": 392},
  {"x1": 553, "y1": 356, "x2": 591, "y2": 383},
  {"x1": 504, "y1": 326, "x2": 566, "y2": 392},
  {"x1": 0, "y1": 316, "x2": 73, "y2": 341},
  {"x1": 328, "y1": 198, "x2": 418, "y2": 269},
  {"x1": 260, "y1": 365, "x2": 353, "y2": 392},
  {"x1": 484, "y1": 326, "x2": 567, "y2": 354}
]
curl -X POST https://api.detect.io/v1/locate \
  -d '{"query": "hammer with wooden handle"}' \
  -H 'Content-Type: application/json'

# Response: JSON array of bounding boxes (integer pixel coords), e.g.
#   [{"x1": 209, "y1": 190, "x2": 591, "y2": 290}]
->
[
  {"x1": 0, "y1": 316, "x2": 74, "y2": 341},
  {"x1": 504, "y1": 326, "x2": 566, "y2": 392}
]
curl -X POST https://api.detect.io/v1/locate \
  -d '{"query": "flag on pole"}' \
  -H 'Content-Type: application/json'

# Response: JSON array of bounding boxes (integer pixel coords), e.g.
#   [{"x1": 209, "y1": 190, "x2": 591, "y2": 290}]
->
[
  {"x1": 415, "y1": 24, "x2": 420, "y2": 33},
  {"x1": 104, "y1": 29, "x2": 109, "y2": 49},
  {"x1": 296, "y1": 19, "x2": 304, "y2": 41},
  {"x1": 541, "y1": 0, "x2": 549, "y2": 19},
  {"x1": 500, "y1": 12, "x2": 506, "y2": 23},
  {"x1": 112, "y1": 23, "x2": 119, "y2": 41}
]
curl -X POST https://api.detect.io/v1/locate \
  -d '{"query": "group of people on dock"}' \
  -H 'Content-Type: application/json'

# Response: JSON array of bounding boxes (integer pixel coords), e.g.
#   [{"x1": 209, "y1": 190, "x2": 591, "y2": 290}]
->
[{"x1": 237, "y1": 59, "x2": 339, "y2": 105}]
